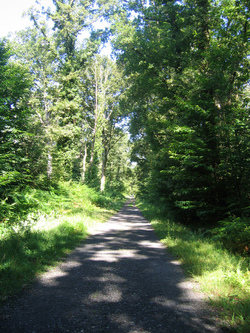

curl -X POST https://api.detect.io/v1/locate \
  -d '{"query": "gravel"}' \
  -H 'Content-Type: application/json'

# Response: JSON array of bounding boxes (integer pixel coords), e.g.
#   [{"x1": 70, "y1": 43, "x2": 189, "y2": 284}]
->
[{"x1": 0, "y1": 201, "x2": 222, "y2": 333}]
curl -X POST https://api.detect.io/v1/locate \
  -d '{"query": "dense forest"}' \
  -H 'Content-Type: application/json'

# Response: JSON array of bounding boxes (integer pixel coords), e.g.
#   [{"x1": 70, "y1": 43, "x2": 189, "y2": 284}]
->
[{"x1": 1, "y1": 0, "x2": 249, "y2": 228}]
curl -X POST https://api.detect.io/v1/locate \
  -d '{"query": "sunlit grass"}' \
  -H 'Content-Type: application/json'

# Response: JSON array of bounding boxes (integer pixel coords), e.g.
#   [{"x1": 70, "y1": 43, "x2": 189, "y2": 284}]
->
[
  {"x1": 0, "y1": 182, "x2": 125, "y2": 302},
  {"x1": 137, "y1": 200, "x2": 250, "y2": 333}
]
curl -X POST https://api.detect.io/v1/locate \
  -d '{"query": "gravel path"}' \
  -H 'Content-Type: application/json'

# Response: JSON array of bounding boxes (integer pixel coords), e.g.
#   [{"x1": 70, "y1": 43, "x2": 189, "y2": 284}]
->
[{"x1": 0, "y1": 201, "x2": 221, "y2": 333}]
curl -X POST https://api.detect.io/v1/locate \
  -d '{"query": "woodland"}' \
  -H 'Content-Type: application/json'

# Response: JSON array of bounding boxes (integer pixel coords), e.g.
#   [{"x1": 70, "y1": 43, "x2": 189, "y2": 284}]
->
[
  {"x1": 1, "y1": 0, "x2": 249, "y2": 227},
  {"x1": 0, "y1": 1, "x2": 250, "y2": 330}
]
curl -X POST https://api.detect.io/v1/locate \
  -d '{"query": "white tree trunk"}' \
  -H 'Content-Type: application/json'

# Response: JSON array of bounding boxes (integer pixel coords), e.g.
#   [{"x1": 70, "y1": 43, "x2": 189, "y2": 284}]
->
[
  {"x1": 100, "y1": 141, "x2": 108, "y2": 192},
  {"x1": 89, "y1": 65, "x2": 98, "y2": 176},
  {"x1": 47, "y1": 149, "x2": 53, "y2": 179},
  {"x1": 100, "y1": 172, "x2": 105, "y2": 192},
  {"x1": 82, "y1": 144, "x2": 87, "y2": 183}
]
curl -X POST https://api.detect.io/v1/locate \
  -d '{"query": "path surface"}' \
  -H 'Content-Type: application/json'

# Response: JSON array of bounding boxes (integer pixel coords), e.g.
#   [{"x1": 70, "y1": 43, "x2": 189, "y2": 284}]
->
[{"x1": 0, "y1": 201, "x2": 221, "y2": 333}]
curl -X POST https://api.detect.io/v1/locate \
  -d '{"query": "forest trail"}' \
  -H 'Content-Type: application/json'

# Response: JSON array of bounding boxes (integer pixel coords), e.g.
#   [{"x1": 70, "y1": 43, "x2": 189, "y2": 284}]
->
[{"x1": 0, "y1": 201, "x2": 221, "y2": 333}]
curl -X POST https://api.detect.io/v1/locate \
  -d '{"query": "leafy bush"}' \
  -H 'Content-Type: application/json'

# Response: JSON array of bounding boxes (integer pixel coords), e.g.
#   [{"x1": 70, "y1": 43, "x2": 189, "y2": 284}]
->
[
  {"x1": 89, "y1": 190, "x2": 125, "y2": 211},
  {"x1": 0, "y1": 186, "x2": 39, "y2": 226},
  {"x1": 211, "y1": 217, "x2": 250, "y2": 255},
  {"x1": 90, "y1": 193, "x2": 111, "y2": 208}
]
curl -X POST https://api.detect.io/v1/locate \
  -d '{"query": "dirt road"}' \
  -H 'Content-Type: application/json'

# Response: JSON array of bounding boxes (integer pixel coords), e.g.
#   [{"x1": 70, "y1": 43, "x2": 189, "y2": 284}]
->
[{"x1": 0, "y1": 201, "x2": 221, "y2": 332}]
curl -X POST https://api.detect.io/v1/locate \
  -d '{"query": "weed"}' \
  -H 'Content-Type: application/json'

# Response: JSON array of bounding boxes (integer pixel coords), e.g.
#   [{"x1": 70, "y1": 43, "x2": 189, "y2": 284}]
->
[{"x1": 210, "y1": 217, "x2": 250, "y2": 256}]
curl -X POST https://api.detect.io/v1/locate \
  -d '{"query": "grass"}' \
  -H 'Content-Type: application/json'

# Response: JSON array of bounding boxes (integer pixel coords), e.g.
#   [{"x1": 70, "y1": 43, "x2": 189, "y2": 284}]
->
[
  {"x1": 0, "y1": 182, "x2": 125, "y2": 302},
  {"x1": 137, "y1": 199, "x2": 250, "y2": 333}
]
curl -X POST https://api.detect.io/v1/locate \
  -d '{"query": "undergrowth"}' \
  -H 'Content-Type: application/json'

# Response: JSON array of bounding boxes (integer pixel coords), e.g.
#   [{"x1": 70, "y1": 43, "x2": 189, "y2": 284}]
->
[
  {"x1": 137, "y1": 199, "x2": 250, "y2": 333},
  {"x1": 0, "y1": 182, "x2": 125, "y2": 301}
]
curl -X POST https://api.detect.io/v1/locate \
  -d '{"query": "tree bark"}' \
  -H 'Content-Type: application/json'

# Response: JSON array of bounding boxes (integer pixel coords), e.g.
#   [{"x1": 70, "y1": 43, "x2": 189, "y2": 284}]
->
[
  {"x1": 89, "y1": 65, "x2": 98, "y2": 176},
  {"x1": 100, "y1": 146, "x2": 108, "y2": 192},
  {"x1": 100, "y1": 128, "x2": 108, "y2": 192},
  {"x1": 81, "y1": 144, "x2": 87, "y2": 183}
]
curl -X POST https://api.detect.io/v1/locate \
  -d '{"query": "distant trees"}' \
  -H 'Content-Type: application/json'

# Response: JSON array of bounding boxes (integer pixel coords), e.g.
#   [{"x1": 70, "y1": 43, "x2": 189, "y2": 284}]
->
[
  {"x1": 83, "y1": 56, "x2": 126, "y2": 191},
  {"x1": 4, "y1": 0, "x2": 131, "y2": 194}
]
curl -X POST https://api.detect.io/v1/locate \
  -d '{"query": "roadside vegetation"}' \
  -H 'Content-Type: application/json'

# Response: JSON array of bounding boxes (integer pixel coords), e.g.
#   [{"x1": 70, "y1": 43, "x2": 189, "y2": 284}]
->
[
  {"x1": 137, "y1": 200, "x2": 250, "y2": 333},
  {"x1": 0, "y1": 182, "x2": 125, "y2": 302}
]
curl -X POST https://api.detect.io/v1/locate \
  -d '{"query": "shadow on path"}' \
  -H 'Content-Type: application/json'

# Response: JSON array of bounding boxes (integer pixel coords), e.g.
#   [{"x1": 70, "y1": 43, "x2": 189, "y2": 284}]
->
[{"x1": 0, "y1": 201, "x2": 221, "y2": 333}]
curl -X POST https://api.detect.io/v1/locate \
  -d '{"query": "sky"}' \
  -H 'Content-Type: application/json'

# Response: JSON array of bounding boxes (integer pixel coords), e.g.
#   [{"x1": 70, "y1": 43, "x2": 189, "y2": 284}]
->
[
  {"x1": 0, "y1": 0, "x2": 111, "y2": 54},
  {"x1": 0, "y1": 0, "x2": 52, "y2": 38}
]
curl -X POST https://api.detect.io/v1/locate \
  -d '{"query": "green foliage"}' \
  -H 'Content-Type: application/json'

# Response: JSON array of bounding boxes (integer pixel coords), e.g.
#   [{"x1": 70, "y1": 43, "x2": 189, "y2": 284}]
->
[
  {"x1": 11, "y1": 1, "x2": 114, "y2": 187},
  {"x1": 112, "y1": 0, "x2": 250, "y2": 224},
  {"x1": 0, "y1": 187, "x2": 38, "y2": 226},
  {"x1": 89, "y1": 191, "x2": 124, "y2": 211},
  {"x1": 0, "y1": 39, "x2": 34, "y2": 217},
  {"x1": 137, "y1": 199, "x2": 250, "y2": 332},
  {"x1": 0, "y1": 40, "x2": 31, "y2": 175},
  {"x1": 211, "y1": 217, "x2": 250, "y2": 256}
]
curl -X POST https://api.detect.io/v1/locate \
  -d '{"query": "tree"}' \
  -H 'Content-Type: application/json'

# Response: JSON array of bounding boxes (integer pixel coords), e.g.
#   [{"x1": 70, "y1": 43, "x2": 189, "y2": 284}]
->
[
  {"x1": 112, "y1": 0, "x2": 250, "y2": 223},
  {"x1": 13, "y1": 0, "x2": 108, "y2": 182},
  {"x1": 83, "y1": 55, "x2": 127, "y2": 191},
  {"x1": 0, "y1": 39, "x2": 32, "y2": 200},
  {"x1": 14, "y1": 26, "x2": 60, "y2": 182}
]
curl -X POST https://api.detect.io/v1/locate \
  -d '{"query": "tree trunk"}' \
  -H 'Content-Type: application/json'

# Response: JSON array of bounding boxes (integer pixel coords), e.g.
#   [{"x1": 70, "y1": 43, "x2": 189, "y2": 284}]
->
[
  {"x1": 47, "y1": 148, "x2": 53, "y2": 179},
  {"x1": 45, "y1": 93, "x2": 53, "y2": 180},
  {"x1": 81, "y1": 144, "x2": 87, "y2": 183},
  {"x1": 89, "y1": 65, "x2": 98, "y2": 176},
  {"x1": 100, "y1": 135, "x2": 108, "y2": 192},
  {"x1": 89, "y1": 123, "x2": 96, "y2": 176},
  {"x1": 100, "y1": 163, "x2": 106, "y2": 192}
]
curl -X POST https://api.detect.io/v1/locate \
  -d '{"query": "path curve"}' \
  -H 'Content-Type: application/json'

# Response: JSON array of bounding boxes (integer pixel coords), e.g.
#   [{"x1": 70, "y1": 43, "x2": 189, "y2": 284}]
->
[{"x1": 0, "y1": 201, "x2": 221, "y2": 333}]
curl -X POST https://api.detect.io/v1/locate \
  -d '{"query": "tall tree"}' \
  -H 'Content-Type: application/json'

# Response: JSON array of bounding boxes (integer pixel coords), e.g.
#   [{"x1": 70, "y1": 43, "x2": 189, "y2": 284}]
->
[
  {"x1": 14, "y1": 0, "x2": 107, "y2": 182},
  {"x1": 83, "y1": 55, "x2": 127, "y2": 191},
  {"x1": 112, "y1": 0, "x2": 250, "y2": 223},
  {"x1": 14, "y1": 26, "x2": 59, "y2": 181},
  {"x1": 0, "y1": 39, "x2": 32, "y2": 200}
]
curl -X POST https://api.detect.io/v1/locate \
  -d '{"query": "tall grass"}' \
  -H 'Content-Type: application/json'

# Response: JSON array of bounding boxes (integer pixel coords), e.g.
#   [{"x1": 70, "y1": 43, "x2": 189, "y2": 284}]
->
[
  {"x1": 0, "y1": 182, "x2": 125, "y2": 301},
  {"x1": 137, "y1": 199, "x2": 250, "y2": 333}
]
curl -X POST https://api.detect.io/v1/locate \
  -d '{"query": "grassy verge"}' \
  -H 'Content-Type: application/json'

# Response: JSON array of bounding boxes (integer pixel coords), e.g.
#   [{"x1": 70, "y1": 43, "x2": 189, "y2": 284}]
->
[
  {"x1": 137, "y1": 199, "x2": 250, "y2": 333},
  {"x1": 0, "y1": 182, "x2": 125, "y2": 302}
]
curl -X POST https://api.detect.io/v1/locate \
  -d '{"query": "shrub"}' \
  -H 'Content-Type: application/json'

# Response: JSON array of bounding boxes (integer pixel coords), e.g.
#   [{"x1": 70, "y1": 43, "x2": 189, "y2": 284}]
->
[{"x1": 211, "y1": 217, "x2": 250, "y2": 256}]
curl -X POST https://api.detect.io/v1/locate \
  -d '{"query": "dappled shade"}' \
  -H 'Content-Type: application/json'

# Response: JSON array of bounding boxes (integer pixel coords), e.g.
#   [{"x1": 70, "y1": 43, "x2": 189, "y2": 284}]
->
[{"x1": 0, "y1": 201, "x2": 219, "y2": 333}]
